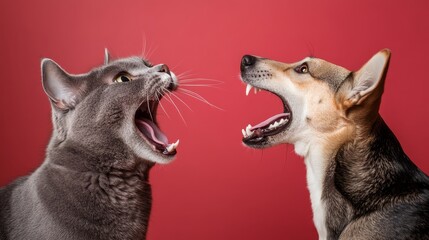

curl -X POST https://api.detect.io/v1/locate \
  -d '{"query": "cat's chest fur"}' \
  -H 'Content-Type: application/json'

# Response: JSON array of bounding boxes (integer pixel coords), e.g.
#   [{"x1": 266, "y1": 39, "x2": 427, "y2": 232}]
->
[{"x1": 5, "y1": 157, "x2": 153, "y2": 240}]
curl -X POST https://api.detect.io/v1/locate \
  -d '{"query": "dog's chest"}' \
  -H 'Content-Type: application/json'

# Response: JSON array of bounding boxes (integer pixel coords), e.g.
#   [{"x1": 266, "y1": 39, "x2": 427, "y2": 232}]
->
[{"x1": 298, "y1": 143, "x2": 329, "y2": 240}]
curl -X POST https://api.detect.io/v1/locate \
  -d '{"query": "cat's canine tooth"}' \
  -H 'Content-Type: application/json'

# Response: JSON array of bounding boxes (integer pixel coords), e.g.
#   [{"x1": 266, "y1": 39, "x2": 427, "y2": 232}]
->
[
  {"x1": 166, "y1": 144, "x2": 174, "y2": 153},
  {"x1": 245, "y1": 124, "x2": 254, "y2": 136},
  {"x1": 174, "y1": 139, "x2": 180, "y2": 148},
  {"x1": 242, "y1": 129, "x2": 247, "y2": 137},
  {"x1": 246, "y1": 84, "x2": 253, "y2": 96},
  {"x1": 166, "y1": 139, "x2": 180, "y2": 153}
]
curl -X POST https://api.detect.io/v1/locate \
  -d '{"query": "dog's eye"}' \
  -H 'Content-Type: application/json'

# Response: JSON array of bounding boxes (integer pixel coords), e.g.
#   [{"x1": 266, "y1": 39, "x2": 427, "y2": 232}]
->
[
  {"x1": 295, "y1": 63, "x2": 309, "y2": 74},
  {"x1": 114, "y1": 73, "x2": 132, "y2": 83}
]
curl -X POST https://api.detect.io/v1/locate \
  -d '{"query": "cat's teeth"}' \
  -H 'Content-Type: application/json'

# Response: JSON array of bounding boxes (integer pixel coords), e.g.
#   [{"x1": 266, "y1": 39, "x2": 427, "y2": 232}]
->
[
  {"x1": 245, "y1": 124, "x2": 254, "y2": 136},
  {"x1": 166, "y1": 139, "x2": 180, "y2": 153},
  {"x1": 246, "y1": 84, "x2": 253, "y2": 96},
  {"x1": 242, "y1": 129, "x2": 246, "y2": 137}
]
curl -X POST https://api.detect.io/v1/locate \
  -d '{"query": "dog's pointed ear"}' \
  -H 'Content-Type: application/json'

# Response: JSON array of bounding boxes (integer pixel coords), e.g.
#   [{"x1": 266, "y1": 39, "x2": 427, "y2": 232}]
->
[
  {"x1": 338, "y1": 49, "x2": 391, "y2": 110},
  {"x1": 104, "y1": 48, "x2": 111, "y2": 65},
  {"x1": 41, "y1": 59, "x2": 85, "y2": 110}
]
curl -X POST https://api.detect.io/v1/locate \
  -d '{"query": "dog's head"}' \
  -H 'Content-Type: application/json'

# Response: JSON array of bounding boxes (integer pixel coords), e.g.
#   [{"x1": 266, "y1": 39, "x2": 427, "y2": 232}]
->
[{"x1": 240, "y1": 49, "x2": 390, "y2": 155}]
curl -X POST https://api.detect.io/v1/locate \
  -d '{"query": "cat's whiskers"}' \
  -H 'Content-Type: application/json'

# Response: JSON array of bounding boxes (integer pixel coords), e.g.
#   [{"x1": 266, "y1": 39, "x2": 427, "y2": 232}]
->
[
  {"x1": 139, "y1": 33, "x2": 158, "y2": 60},
  {"x1": 176, "y1": 71, "x2": 195, "y2": 79},
  {"x1": 168, "y1": 91, "x2": 193, "y2": 112},
  {"x1": 156, "y1": 90, "x2": 170, "y2": 119},
  {"x1": 178, "y1": 88, "x2": 224, "y2": 111},
  {"x1": 147, "y1": 95, "x2": 154, "y2": 122},
  {"x1": 162, "y1": 88, "x2": 187, "y2": 126}
]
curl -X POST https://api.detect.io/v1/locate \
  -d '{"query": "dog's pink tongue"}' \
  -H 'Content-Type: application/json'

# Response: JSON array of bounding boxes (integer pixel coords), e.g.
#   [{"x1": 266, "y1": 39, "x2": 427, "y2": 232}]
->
[
  {"x1": 251, "y1": 113, "x2": 290, "y2": 131},
  {"x1": 135, "y1": 119, "x2": 169, "y2": 146}
]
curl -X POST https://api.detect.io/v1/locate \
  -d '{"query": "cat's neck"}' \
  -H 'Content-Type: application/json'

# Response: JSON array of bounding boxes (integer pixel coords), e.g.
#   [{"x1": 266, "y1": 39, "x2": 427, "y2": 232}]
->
[
  {"x1": 46, "y1": 138, "x2": 153, "y2": 174},
  {"x1": 36, "y1": 139, "x2": 154, "y2": 239}
]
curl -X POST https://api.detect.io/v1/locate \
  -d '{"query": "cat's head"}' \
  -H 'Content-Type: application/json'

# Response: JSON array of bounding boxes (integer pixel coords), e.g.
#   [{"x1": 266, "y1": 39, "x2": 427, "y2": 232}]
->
[{"x1": 41, "y1": 49, "x2": 179, "y2": 165}]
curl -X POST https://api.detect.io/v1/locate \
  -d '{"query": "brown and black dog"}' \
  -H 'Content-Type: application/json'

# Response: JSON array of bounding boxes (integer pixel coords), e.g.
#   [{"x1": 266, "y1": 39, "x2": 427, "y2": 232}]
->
[{"x1": 240, "y1": 50, "x2": 429, "y2": 240}]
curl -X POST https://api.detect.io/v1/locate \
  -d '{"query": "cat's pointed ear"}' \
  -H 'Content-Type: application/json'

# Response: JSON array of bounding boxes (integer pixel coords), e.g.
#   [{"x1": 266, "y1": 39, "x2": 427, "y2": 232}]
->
[
  {"x1": 104, "y1": 48, "x2": 111, "y2": 65},
  {"x1": 41, "y1": 59, "x2": 84, "y2": 110},
  {"x1": 339, "y1": 49, "x2": 391, "y2": 109}
]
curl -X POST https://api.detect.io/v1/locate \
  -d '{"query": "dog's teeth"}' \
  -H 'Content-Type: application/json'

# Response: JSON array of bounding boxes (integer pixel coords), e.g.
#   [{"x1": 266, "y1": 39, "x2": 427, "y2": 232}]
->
[
  {"x1": 242, "y1": 129, "x2": 246, "y2": 137},
  {"x1": 246, "y1": 84, "x2": 252, "y2": 96}
]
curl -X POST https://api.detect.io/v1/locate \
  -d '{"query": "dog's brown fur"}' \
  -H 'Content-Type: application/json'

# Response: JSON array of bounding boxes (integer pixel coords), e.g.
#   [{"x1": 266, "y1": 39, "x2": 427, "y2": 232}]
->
[{"x1": 240, "y1": 50, "x2": 429, "y2": 240}]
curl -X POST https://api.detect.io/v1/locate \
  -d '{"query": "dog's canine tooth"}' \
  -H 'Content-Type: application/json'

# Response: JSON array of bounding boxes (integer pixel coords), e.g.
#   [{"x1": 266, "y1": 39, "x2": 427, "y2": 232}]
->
[{"x1": 246, "y1": 84, "x2": 253, "y2": 96}]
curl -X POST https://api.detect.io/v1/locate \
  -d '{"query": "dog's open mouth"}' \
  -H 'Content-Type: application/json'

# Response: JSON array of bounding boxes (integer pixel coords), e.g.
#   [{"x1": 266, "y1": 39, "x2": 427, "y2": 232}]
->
[
  {"x1": 135, "y1": 101, "x2": 179, "y2": 156},
  {"x1": 241, "y1": 84, "x2": 292, "y2": 145}
]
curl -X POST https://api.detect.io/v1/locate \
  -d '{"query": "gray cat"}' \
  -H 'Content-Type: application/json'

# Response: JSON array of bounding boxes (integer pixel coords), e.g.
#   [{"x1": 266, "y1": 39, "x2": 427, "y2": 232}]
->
[{"x1": 0, "y1": 49, "x2": 179, "y2": 240}]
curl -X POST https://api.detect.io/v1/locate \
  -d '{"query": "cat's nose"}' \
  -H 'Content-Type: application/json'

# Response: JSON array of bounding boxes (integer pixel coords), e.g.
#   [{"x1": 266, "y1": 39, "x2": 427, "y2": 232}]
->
[{"x1": 153, "y1": 64, "x2": 171, "y2": 75}]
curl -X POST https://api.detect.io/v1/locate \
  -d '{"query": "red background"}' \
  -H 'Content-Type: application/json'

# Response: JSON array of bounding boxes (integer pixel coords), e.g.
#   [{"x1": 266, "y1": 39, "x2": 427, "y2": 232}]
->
[{"x1": 1, "y1": 0, "x2": 428, "y2": 239}]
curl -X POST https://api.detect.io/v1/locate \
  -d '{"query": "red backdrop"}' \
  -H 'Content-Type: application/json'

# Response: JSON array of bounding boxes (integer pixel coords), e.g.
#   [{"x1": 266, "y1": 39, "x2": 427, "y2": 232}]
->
[{"x1": 1, "y1": 0, "x2": 428, "y2": 239}]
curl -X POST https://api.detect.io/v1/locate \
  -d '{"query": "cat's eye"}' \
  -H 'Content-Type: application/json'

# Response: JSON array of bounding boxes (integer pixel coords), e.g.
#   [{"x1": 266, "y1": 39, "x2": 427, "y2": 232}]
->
[
  {"x1": 114, "y1": 73, "x2": 132, "y2": 83},
  {"x1": 294, "y1": 63, "x2": 309, "y2": 74}
]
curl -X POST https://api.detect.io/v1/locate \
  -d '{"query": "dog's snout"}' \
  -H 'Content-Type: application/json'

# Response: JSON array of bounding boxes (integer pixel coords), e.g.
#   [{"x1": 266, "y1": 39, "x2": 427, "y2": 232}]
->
[{"x1": 241, "y1": 55, "x2": 257, "y2": 70}]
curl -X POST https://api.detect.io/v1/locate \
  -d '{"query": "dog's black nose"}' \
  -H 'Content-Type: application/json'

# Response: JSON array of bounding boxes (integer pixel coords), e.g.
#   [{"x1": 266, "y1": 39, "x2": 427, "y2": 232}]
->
[{"x1": 241, "y1": 55, "x2": 257, "y2": 71}]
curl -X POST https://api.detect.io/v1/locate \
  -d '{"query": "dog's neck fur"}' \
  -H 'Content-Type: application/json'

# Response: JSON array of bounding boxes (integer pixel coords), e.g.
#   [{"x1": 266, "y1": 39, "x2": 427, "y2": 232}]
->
[{"x1": 296, "y1": 116, "x2": 429, "y2": 240}]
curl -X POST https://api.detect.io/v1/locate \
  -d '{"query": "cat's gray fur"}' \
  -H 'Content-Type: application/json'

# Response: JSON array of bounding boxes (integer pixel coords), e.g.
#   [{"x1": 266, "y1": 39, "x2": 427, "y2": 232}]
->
[{"x1": 0, "y1": 50, "x2": 177, "y2": 240}]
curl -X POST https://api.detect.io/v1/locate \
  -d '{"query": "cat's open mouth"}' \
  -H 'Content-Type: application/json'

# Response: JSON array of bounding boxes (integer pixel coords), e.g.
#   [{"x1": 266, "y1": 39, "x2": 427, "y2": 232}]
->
[{"x1": 135, "y1": 101, "x2": 179, "y2": 156}]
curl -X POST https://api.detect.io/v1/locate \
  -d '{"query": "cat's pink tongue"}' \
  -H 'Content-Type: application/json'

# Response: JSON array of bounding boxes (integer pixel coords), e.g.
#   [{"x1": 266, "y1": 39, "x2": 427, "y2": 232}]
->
[{"x1": 135, "y1": 119, "x2": 169, "y2": 146}]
